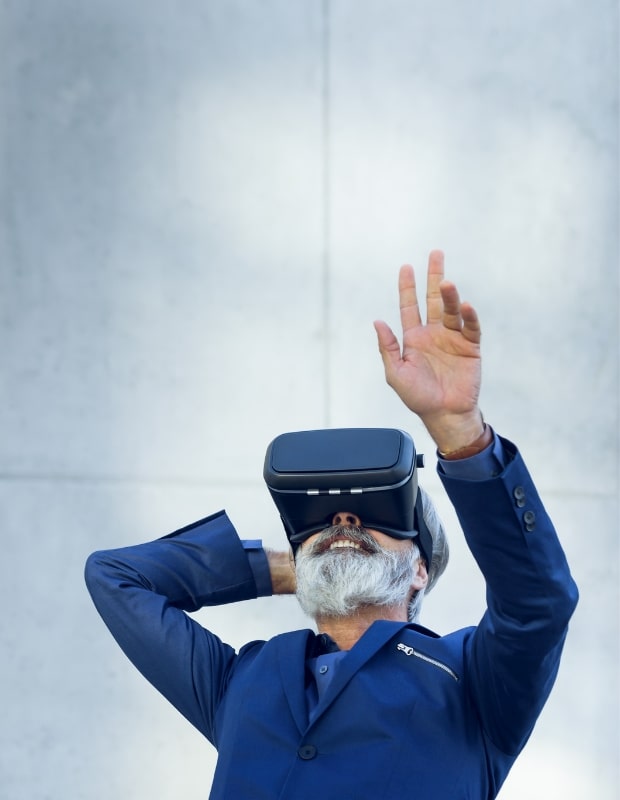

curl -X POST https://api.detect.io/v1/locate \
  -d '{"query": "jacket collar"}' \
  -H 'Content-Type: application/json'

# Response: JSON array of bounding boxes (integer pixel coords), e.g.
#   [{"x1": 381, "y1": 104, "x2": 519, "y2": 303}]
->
[{"x1": 276, "y1": 620, "x2": 412, "y2": 734}]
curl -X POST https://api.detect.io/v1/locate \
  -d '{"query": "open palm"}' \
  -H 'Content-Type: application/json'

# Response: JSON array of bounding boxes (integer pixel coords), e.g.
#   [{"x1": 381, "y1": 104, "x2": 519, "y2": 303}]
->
[{"x1": 374, "y1": 252, "x2": 483, "y2": 451}]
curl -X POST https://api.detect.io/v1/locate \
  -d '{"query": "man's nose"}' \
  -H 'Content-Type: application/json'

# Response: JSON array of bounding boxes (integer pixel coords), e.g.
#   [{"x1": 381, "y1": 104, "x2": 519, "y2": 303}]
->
[{"x1": 331, "y1": 511, "x2": 362, "y2": 527}]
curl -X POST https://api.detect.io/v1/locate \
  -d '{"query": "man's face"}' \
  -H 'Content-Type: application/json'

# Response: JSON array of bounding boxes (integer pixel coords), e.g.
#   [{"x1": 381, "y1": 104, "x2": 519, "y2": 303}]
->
[{"x1": 294, "y1": 511, "x2": 427, "y2": 621}]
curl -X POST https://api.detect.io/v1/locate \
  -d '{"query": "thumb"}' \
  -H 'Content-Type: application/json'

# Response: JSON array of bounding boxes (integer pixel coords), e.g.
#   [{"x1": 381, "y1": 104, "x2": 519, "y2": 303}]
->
[{"x1": 373, "y1": 320, "x2": 402, "y2": 373}]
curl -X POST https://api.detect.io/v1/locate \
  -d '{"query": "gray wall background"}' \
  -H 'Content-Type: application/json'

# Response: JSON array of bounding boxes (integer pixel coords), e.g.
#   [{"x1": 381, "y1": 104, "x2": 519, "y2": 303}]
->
[{"x1": 1, "y1": 1, "x2": 618, "y2": 798}]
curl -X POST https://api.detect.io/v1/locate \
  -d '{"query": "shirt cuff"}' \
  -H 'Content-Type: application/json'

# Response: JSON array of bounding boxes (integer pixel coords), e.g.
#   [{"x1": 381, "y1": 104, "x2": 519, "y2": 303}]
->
[
  {"x1": 242, "y1": 540, "x2": 273, "y2": 596},
  {"x1": 437, "y1": 431, "x2": 507, "y2": 481}
]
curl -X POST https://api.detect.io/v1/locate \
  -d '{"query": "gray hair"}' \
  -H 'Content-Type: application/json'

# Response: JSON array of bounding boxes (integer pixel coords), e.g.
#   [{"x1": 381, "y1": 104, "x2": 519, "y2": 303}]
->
[
  {"x1": 408, "y1": 486, "x2": 449, "y2": 622},
  {"x1": 295, "y1": 532, "x2": 418, "y2": 621}
]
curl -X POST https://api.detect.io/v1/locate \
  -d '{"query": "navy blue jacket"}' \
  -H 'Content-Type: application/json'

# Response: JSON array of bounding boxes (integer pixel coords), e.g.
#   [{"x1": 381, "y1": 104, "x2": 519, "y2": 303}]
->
[{"x1": 85, "y1": 440, "x2": 578, "y2": 799}]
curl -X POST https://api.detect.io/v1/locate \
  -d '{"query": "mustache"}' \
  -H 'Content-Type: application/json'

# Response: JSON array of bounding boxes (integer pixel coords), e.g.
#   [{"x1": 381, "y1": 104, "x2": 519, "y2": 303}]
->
[{"x1": 306, "y1": 525, "x2": 381, "y2": 556}]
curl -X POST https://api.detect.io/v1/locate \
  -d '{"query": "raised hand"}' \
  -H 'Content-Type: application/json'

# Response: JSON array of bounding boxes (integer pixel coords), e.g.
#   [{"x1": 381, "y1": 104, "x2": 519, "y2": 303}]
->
[{"x1": 373, "y1": 250, "x2": 485, "y2": 454}]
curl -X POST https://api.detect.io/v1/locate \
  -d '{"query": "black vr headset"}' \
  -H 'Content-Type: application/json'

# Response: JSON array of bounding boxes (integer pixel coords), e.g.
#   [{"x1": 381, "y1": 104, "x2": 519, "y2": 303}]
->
[{"x1": 263, "y1": 428, "x2": 433, "y2": 567}]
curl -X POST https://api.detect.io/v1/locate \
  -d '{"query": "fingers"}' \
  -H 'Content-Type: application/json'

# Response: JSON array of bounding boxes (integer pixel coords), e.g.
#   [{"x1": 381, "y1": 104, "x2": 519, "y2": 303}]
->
[
  {"x1": 385, "y1": 251, "x2": 481, "y2": 345},
  {"x1": 440, "y1": 281, "x2": 462, "y2": 331},
  {"x1": 428, "y1": 251, "x2": 481, "y2": 344},
  {"x1": 440, "y1": 282, "x2": 481, "y2": 344},
  {"x1": 398, "y1": 264, "x2": 422, "y2": 332},
  {"x1": 426, "y1": 250, "x2": 445, "y2": 324},
  {"x1": 460, "y1": 302, "x2": 481, "y2": 344}
]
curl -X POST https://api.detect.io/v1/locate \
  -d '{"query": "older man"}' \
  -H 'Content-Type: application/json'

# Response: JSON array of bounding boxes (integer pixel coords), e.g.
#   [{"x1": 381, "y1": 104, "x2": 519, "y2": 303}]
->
[{"x1": 85, "y1": 251, "x2": 578, "y2": 799}]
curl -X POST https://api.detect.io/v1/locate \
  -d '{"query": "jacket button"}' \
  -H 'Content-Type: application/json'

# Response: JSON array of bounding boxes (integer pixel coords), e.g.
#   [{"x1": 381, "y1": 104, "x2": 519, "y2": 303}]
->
[
  {"x1": 513, "y1": 486, "x2": 526, "y2": 507},
  {"x1": 523, "y1": 510, "x2": 536, "y2": 531},
  {"x1": 298, "y1": 744, "x2": 317, "y2": 760}
]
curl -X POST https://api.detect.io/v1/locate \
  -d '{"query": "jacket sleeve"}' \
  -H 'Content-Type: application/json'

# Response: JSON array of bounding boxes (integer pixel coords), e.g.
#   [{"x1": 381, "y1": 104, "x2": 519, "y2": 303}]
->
[
  {"x1": 84, "y1": 509, "x2": 263, "y2": 742},
  {"x1": 438, "y1": 438, "x2": 579, "y2": 756}
]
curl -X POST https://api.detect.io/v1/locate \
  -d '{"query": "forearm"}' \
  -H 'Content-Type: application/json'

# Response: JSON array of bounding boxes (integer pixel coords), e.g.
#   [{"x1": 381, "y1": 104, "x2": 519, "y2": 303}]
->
[
  {"x1": 440, "y1": 438, "x2": 578, "y2": 622},
  {"x1": 440, "y1": 439, "x2": 578, "y2": 752},
  {"x1": 85, "y1": 510, "x2": 261, "y2": 613},
  {"x1": 84, "y1": 510, "x2": 260, "y2": 738}
]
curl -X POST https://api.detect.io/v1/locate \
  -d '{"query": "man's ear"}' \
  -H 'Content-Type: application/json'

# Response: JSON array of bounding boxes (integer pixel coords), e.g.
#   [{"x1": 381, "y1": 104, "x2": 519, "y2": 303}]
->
[{"x1": 411, "y1": 557, "x2": 428, "y2": 592}]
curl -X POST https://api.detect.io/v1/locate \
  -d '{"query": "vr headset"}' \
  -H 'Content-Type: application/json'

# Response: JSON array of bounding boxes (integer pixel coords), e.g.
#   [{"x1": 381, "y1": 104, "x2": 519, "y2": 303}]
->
[{"x1": 263, "y1": 427, "x2": 433, "y2": 567}]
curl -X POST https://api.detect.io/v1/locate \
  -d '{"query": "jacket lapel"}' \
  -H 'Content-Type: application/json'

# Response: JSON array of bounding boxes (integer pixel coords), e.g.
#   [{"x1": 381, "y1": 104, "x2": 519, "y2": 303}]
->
[
  {"x1": 275, "y1": 621, "x2": 412, "y2": 734},
  {"x1": 311, "y1": 620, "x2": 409, "y2": 723},
  {"x1": 275, "y1": 629, "x2": 314, "y2": 735}
]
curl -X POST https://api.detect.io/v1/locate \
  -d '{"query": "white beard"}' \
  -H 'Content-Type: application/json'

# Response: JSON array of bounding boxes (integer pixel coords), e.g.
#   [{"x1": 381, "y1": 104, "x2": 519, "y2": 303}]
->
[{"x1": 294, "y1": 526, "x2": 417, "y2": 620}]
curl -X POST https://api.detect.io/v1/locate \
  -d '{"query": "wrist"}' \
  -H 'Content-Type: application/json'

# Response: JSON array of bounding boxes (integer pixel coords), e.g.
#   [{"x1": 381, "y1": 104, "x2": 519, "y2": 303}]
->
[
  {"x1": 266, "y1": 549, "x2": 297, "y2": 595},
  {"x1": 438, "y1": 422, "x2": 493, "y2": 460},
  {"x1": 423, "y1": 409, "x2": 486, "y2": 455}
]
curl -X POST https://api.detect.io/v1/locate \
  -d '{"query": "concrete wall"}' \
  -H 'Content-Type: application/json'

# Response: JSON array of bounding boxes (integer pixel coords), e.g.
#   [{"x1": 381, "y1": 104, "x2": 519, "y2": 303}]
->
[{"x1": 1, "y1": 1, "x2": 617, "y2": 797}]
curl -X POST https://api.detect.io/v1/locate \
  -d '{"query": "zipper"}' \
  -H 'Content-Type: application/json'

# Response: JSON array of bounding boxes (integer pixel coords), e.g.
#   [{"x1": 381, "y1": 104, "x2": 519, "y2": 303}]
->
[{"x1": 396, "y1": 642, "x2": 460, "y2": 681}]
